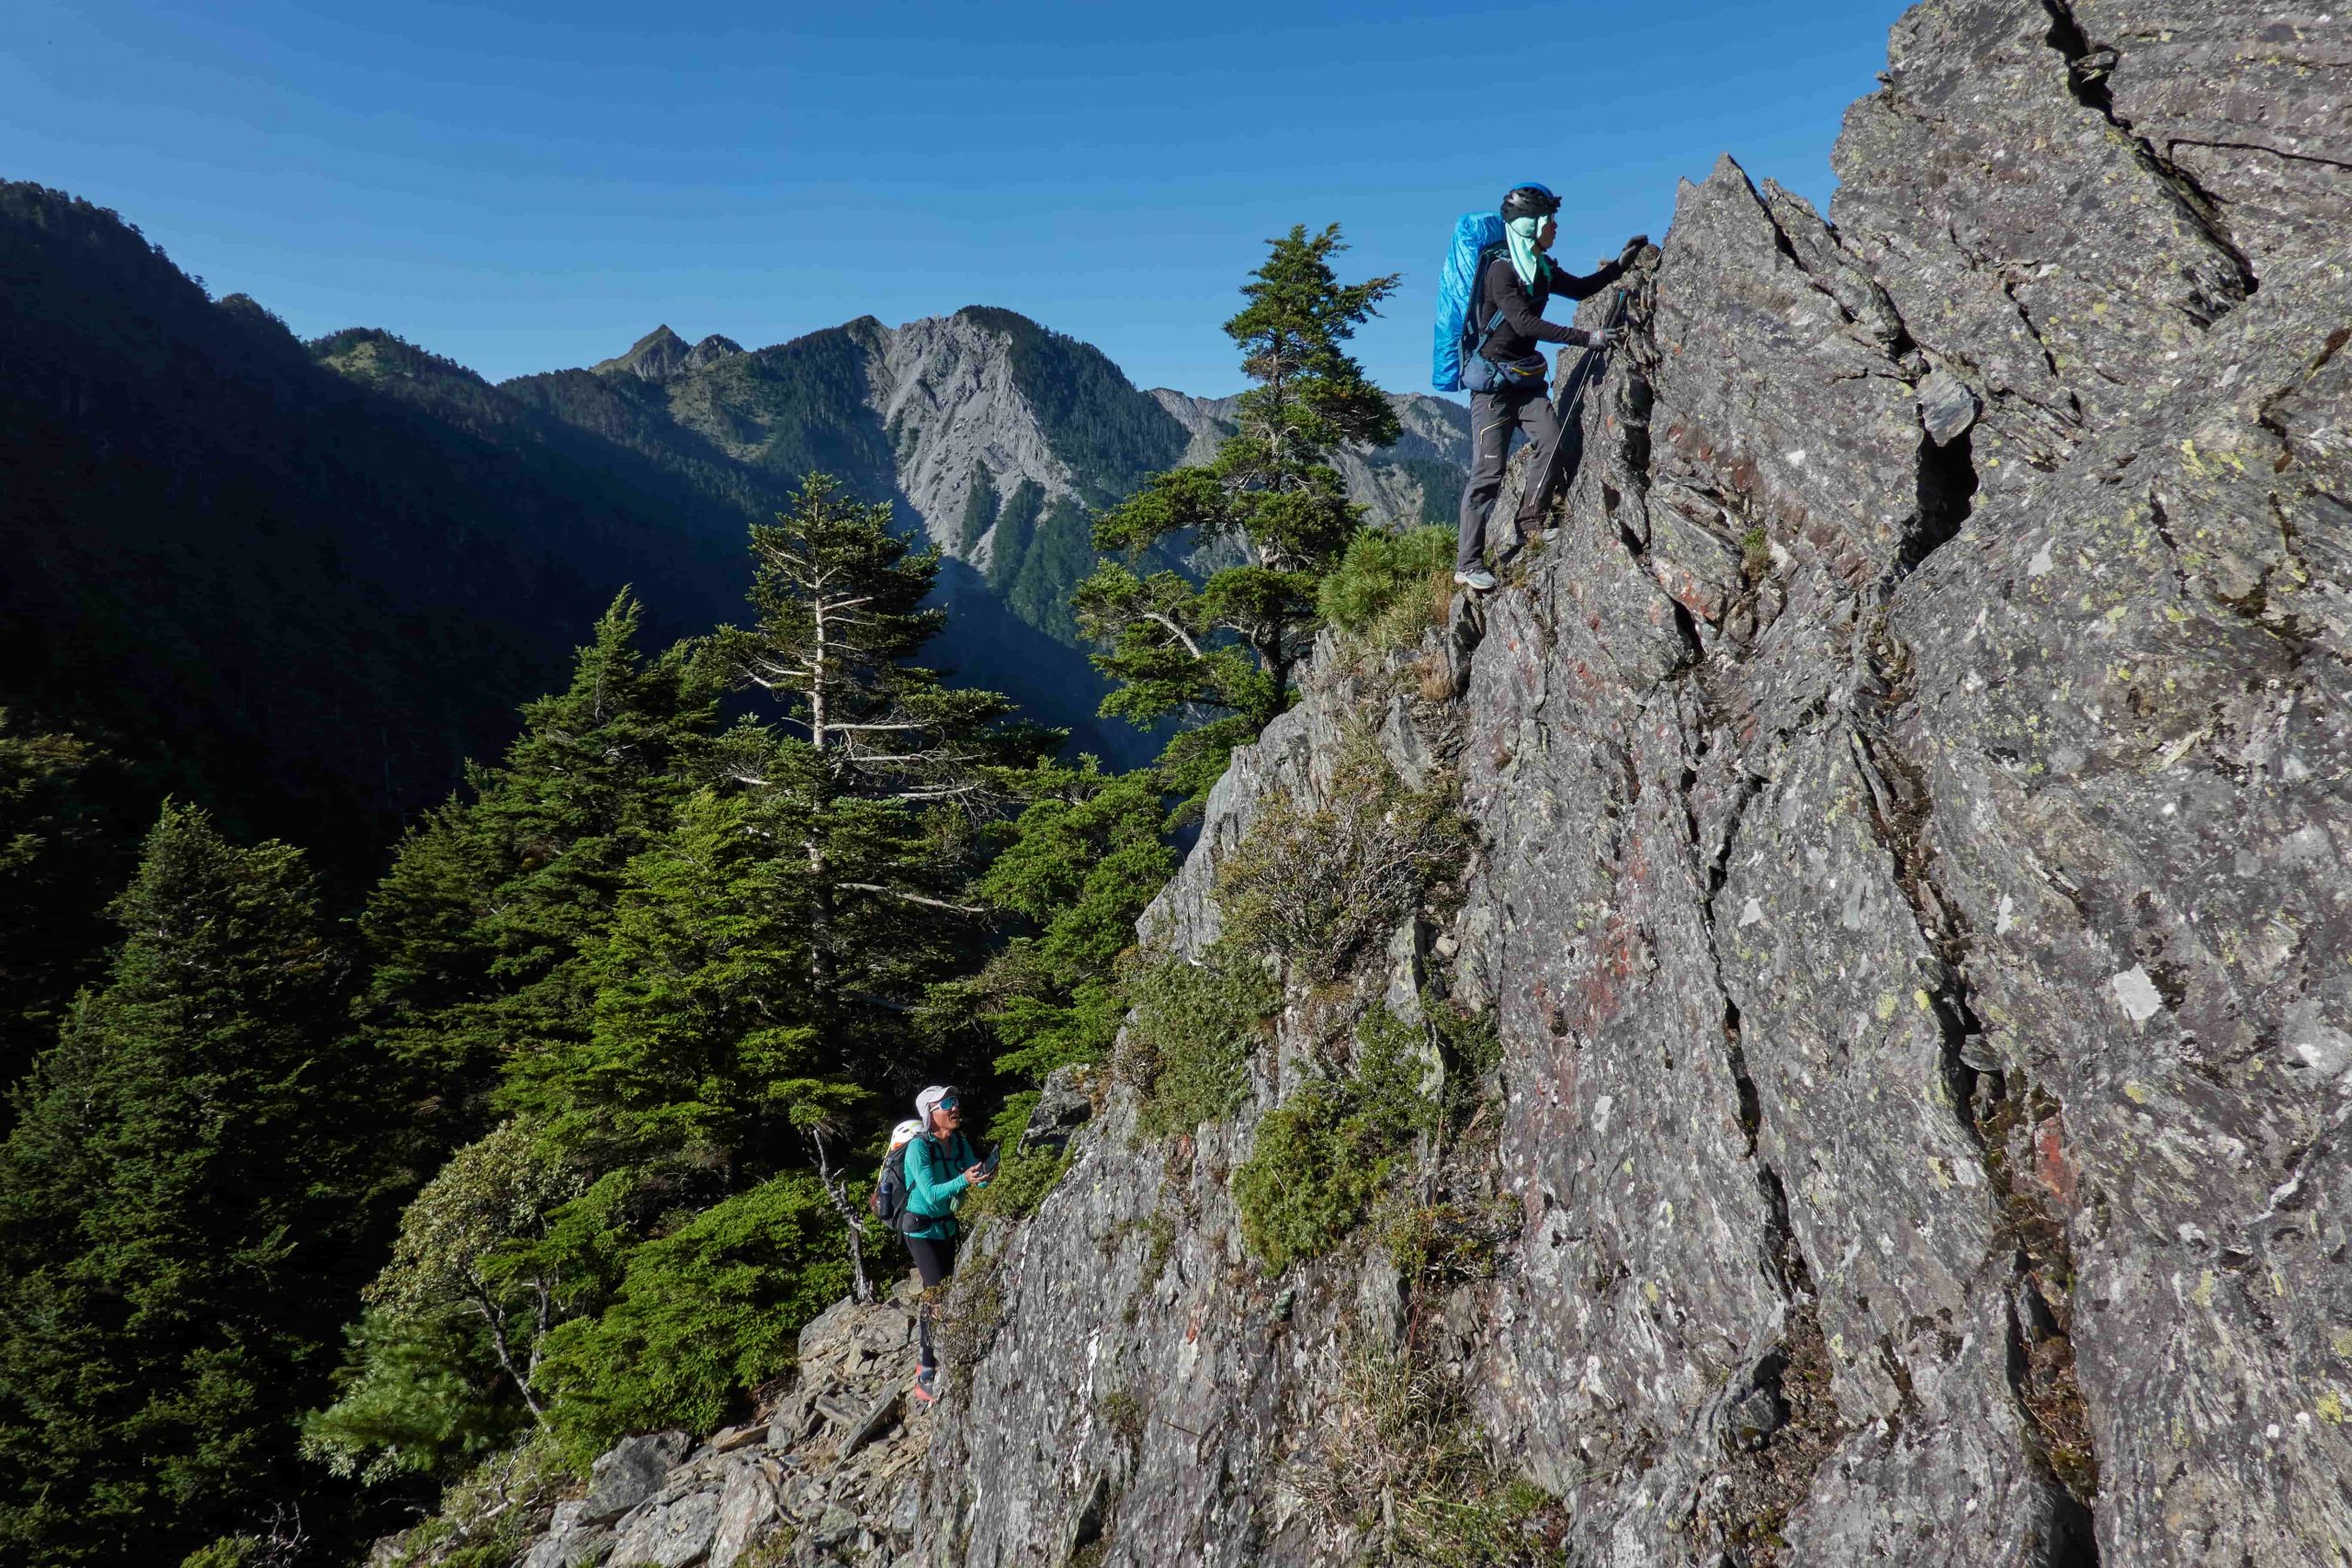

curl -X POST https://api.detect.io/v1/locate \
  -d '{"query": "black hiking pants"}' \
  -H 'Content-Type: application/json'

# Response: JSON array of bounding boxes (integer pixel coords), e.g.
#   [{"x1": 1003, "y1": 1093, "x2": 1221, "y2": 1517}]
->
[
  {"x1": 1457, "y1": 384, "x2": 1569, "y2": 573},
  {"x1": 909, "y1": 1235, "x2": 956, "y2": 1371}
]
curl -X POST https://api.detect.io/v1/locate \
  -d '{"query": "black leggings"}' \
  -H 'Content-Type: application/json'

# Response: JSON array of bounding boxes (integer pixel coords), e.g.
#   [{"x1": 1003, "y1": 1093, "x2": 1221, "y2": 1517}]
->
[{"x1": 908, "y1": 1235, "x2": 956, "y2": 1371}]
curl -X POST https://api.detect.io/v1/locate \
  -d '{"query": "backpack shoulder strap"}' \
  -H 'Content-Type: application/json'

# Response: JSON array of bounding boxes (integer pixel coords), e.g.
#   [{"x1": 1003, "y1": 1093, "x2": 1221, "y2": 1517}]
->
[{"x1": 1467, "y1": 245, "x2": 1513, "y2": 355}]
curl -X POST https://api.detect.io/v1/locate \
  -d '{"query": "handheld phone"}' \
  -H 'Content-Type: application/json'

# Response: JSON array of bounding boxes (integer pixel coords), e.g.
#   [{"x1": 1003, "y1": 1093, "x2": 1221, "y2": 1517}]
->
[{"x1": 979, "y1": 1145, "x2": 1002, "y2": 1177}]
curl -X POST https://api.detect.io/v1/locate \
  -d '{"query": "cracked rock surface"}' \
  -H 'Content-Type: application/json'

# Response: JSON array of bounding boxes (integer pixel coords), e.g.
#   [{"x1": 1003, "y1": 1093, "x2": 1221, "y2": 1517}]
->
[
  {"x1": 888, "y1": 3, "x2": 2348, "y2": 1564},
  {"x1": 494, "y1": 4, "x2": 2348, "y2": 1565}
]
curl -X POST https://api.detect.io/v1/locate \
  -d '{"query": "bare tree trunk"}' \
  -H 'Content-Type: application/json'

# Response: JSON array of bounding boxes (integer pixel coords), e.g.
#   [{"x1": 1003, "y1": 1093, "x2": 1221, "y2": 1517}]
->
[
  {"x1": 807, "y1": 588, "x2": 834, "y2": 1005},
  {"x1": 810, "y1": 1126, "x2": 874, "y2": 1304},
  {"x1": 471, "y1": 1281, "x2": 548, "y2": 1425}
]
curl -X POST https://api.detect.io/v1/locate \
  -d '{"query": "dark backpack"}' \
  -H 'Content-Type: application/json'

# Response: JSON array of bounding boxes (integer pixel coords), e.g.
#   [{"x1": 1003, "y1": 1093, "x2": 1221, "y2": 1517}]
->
[
  {"x1": 872, "y1": 1133, "x2": 972, "y2": 1234},
  {"x1": 871, "y1": 1140, "x2": 913, "y2": 1230},
  {"x1": 1462, "y1": 245, "x2": 1554, "y2": 394}
]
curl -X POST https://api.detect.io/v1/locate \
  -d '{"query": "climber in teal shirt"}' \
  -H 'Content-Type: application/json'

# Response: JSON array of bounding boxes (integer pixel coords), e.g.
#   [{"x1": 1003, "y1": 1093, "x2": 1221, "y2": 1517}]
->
[{"x1": 903, "y1": 1084, "x2": 989, "y2": 1402}]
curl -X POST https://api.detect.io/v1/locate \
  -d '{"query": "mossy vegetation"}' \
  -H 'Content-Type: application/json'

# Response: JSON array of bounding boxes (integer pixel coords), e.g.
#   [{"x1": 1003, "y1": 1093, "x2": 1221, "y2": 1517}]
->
[
  {"x1": 1116, "y1": 943, "x2": 1280, "y2": 1136},
  {"x1": 1214, "y1": 732, "x2": 1471, "y2": 982}
]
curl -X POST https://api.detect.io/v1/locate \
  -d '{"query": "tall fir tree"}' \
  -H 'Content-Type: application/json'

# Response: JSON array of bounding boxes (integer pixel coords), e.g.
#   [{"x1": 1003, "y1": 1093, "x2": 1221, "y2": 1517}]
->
[
  {"x1": 0, "y1": 712, "x2": 123, "y2": 1118},
  {"x1": 1075, "y1": 224, "x2": 1399, "y2": 811},
  {"x1": 711, "y1": 475, "x2": 1055, "y2": 1067},
  {"x1": 352, "y1": 593, "x2": 719, "y2": 1139},
  {"x1": 0, "y1": 805, "x2": 371, "y2": 1564}
]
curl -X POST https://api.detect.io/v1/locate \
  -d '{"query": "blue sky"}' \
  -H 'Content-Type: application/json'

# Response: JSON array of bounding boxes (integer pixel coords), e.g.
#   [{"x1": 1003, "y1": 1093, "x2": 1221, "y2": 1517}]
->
[{"x1": 4, "y1": 0, "x2": 1908, "y2": 396}]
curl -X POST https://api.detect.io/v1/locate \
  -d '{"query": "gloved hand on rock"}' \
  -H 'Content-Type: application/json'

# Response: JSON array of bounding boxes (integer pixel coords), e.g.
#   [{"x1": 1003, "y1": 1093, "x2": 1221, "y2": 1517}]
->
[{"x1": 1617, "y1": 234, "x2": 1651, "y2": 268}]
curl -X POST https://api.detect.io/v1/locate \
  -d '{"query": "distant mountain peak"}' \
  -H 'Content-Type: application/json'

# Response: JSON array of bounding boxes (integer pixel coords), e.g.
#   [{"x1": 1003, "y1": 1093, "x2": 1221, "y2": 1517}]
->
[{"x1": 591, "y1": 324, "x2": 740, "y2": 381}]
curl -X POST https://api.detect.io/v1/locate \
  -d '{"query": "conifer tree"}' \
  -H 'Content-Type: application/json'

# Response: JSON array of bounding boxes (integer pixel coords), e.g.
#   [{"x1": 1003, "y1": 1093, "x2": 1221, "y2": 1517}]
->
[
  {"x1": 353, "y1": 593, "x2": 718, "y2": 1135},
  {"x1": 0, "y1": 712, "x2": 119, "y2": 1112},
  {"x1": 931, "y1": 760, "x2": 1175, "y2": 1081},
  {"x1": 0, "y1": 805, "x2": 365, "y2": 1564},
  {"x1": 711, "y1": 476, "x2": 1054, "y2": 1042},
  {"x1": 1075, "y1": 224, "x2": 1399, "y2": 809}
]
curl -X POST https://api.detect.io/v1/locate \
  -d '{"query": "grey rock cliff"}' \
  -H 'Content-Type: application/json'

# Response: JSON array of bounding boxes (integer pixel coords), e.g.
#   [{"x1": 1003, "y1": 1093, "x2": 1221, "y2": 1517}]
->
[
  {"x1": 488, "y1": 3, "x2": 2346, "y2": 1564},
  {"x1": 899, "y1": 1, "x2": 2352, "y2": 1564}
]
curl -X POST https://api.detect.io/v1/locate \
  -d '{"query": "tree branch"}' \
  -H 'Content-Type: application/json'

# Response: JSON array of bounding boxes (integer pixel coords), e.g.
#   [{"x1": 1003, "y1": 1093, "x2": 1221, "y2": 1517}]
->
[{"x1": 837, "y1": 883, "x2": 989, "y2": 914}]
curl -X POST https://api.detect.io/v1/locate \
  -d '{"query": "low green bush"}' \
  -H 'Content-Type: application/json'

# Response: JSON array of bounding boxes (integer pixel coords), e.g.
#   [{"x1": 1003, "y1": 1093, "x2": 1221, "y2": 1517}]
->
[
  {"x1": 1232, "y1": 1083, "x2": 1395, "y2": 1273},
  {"x1": 1215, "y1": 732, "x2": 1470, "y2": 982},
  {"x1": 1118, "y1": 944, "x2": 1279, "y2": 1136},
  {"x1": 1317, "y1": 526, "x2": 1459, "y2": 650},
  {"x1": 1232, "y1": 1004, "x2": 1458, "y2": 1274},
  {"x1": 535, "y1": 1173, "x2": 850, "y2": 1461}
]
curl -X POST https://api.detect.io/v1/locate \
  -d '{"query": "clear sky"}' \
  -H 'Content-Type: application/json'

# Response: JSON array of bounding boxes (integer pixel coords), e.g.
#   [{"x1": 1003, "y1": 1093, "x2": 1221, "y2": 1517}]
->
[{"x1": 4, "y1": 0, "x2": 1910, "y2": 397}]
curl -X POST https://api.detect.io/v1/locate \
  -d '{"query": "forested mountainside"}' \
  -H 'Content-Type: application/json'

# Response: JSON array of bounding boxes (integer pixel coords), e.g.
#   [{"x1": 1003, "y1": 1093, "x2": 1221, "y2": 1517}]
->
[
  {"x1": 1, "y1": 174, "x2": 1471, "y2": 849},
  {"x1": 9, "y1": 0, "x2": 2327, "y2": 1563},
  {"x1": 0, "y1": 181, "x2": 746, "y2": 865},
  {"x1": 0, "y1": 171, "x2": 1445, "y2": 1565}
]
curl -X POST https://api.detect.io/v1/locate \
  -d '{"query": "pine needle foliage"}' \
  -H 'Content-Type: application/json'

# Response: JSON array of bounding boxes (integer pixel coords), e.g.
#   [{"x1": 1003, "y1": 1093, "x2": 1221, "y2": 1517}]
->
[
  {"x1": 1076, "y1": 225, "x2": 1400, "y2": 815},
  {"x1": 1317, "y1": 526, "x2": 1459, "y2": 652},
  {"x1": 0, "y1": 805, "x2": 373, "y2": 1564}
]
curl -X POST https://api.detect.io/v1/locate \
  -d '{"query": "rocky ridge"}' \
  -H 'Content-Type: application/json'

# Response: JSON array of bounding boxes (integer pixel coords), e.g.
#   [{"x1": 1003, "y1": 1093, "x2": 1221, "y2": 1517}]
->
[
  {"x1": 896, "y1": 1, "x2": 2347, "y2": 1563},
  {"x1": 479, "y1": 1, "x2": 2346, "y2": 1563},
  {"x1": 443, "y1": 1293, "x2": 935, "y2": 1568},
  {"x1": 576, "y1": 312, "x2": 1470, "y2": 573}
]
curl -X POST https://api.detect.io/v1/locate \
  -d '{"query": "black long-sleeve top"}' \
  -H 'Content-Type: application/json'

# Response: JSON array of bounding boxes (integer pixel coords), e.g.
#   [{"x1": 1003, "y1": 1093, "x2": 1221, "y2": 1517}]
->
[{"x1": 1476, "y1": 252, "x2": 1626, "y2": 364}]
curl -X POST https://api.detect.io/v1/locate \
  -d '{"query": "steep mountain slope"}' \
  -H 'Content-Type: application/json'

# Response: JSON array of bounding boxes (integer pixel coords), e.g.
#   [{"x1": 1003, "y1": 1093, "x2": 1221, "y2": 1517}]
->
[
  {"x1": 1153, "y1": 386, "x2": 1474, "y2": 530},
  {"x1": 485, "y1": 307, "x2": 1470, "y2": 754},
  {"x1": 904, "y1": 1, "x2": 2346, "y2": 1563},
  {"x1": 0, "y1": 182, "x2": 747, "y2": 861}
]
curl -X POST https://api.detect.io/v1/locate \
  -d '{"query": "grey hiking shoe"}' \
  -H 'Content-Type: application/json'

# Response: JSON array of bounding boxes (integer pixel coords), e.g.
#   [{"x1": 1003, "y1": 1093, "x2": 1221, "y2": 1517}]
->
[{"x1": 1453, "y1": 568, "x2": 1497, "y2": 592}]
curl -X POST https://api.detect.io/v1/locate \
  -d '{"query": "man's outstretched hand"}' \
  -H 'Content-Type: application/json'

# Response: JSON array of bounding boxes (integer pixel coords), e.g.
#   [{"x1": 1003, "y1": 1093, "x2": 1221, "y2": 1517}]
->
[{"x1": 1617, "y1": 234, "x2": 1652, "y2": 268}]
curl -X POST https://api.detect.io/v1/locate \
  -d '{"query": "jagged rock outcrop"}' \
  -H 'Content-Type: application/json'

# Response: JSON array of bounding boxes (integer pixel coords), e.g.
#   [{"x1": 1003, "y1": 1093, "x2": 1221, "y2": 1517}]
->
[
  {"x1": 481, "y1": 1292, "x2": 935, "y2": 1568},
  {"x1": 887, "y1": 2, "x2": 2349, "y2": 1565},
  {"x1": 457, "y1": 5, "x2": 2340, "y2": 1565}
]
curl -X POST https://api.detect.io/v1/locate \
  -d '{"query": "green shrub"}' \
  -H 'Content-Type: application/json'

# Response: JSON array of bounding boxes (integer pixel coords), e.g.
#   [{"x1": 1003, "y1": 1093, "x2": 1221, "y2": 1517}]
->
[
  {"x1": 1349, "y1": 1003, "x2": 1444, "y2": 1145},
  {"x1": 1118, "y1": 944, "x2": 1279, "y2": 1136},
  {"x1": 1232, "y1": 1005, "x2": 1454, "y2": 1274},
  {"x1": 1297, "y1": 1343, "x2": 1563, "y2": 1567},
  {"x1": 1232, "y1": 1083, "x2": 1393, "y2": 1273},
  {"x1": 360, "y1": 1433, "x2": 575, "y2": 1568},
  {"x1": 1317, "y1": 526, "x2": 1458, "y2": 650},
  {"x1": 300, "y1": 1309, "x2": 525, "y2": 1485},
  {"x1": 1215, "y1": 732, "x2": 1470, "y2": 981},
  {"x1": 964, "y1": 1121, "x2": 1075, "y2": 1226},
  {"x1": 535, "y1": 1173, "x2": 850, "y2": 1461}
]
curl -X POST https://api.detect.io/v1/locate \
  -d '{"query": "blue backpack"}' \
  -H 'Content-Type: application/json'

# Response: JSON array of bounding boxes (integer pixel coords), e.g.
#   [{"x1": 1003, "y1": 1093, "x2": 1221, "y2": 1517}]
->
[{"x1": 1431, "y1": 211, "x2": 1508, "y2": 393}]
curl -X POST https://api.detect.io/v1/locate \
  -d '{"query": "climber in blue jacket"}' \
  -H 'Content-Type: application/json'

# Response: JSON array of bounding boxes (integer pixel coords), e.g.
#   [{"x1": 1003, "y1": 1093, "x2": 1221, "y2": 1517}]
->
[{"x1": 1456, "y1": 184, "x2": 1646, "y2": 591}]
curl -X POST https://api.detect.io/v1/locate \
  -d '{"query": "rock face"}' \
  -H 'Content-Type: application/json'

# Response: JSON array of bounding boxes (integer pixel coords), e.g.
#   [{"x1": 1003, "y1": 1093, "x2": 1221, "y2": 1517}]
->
[
  {"x1": 893, "y1": 2, "x2": 2349, "y2": 1565},
  {"x1": 474, "y1": 4, "x2": 2343, "y2": 1565},
  {"x1": 575, "y1": 312, "x2": 1467, "y2": 579}
]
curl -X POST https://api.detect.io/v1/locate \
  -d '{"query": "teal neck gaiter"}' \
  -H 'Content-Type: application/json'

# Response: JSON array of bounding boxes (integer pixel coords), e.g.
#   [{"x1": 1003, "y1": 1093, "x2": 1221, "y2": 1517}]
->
[{"x1": 1505, "y1": 214, "x2": 1548, "y2": 288}]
